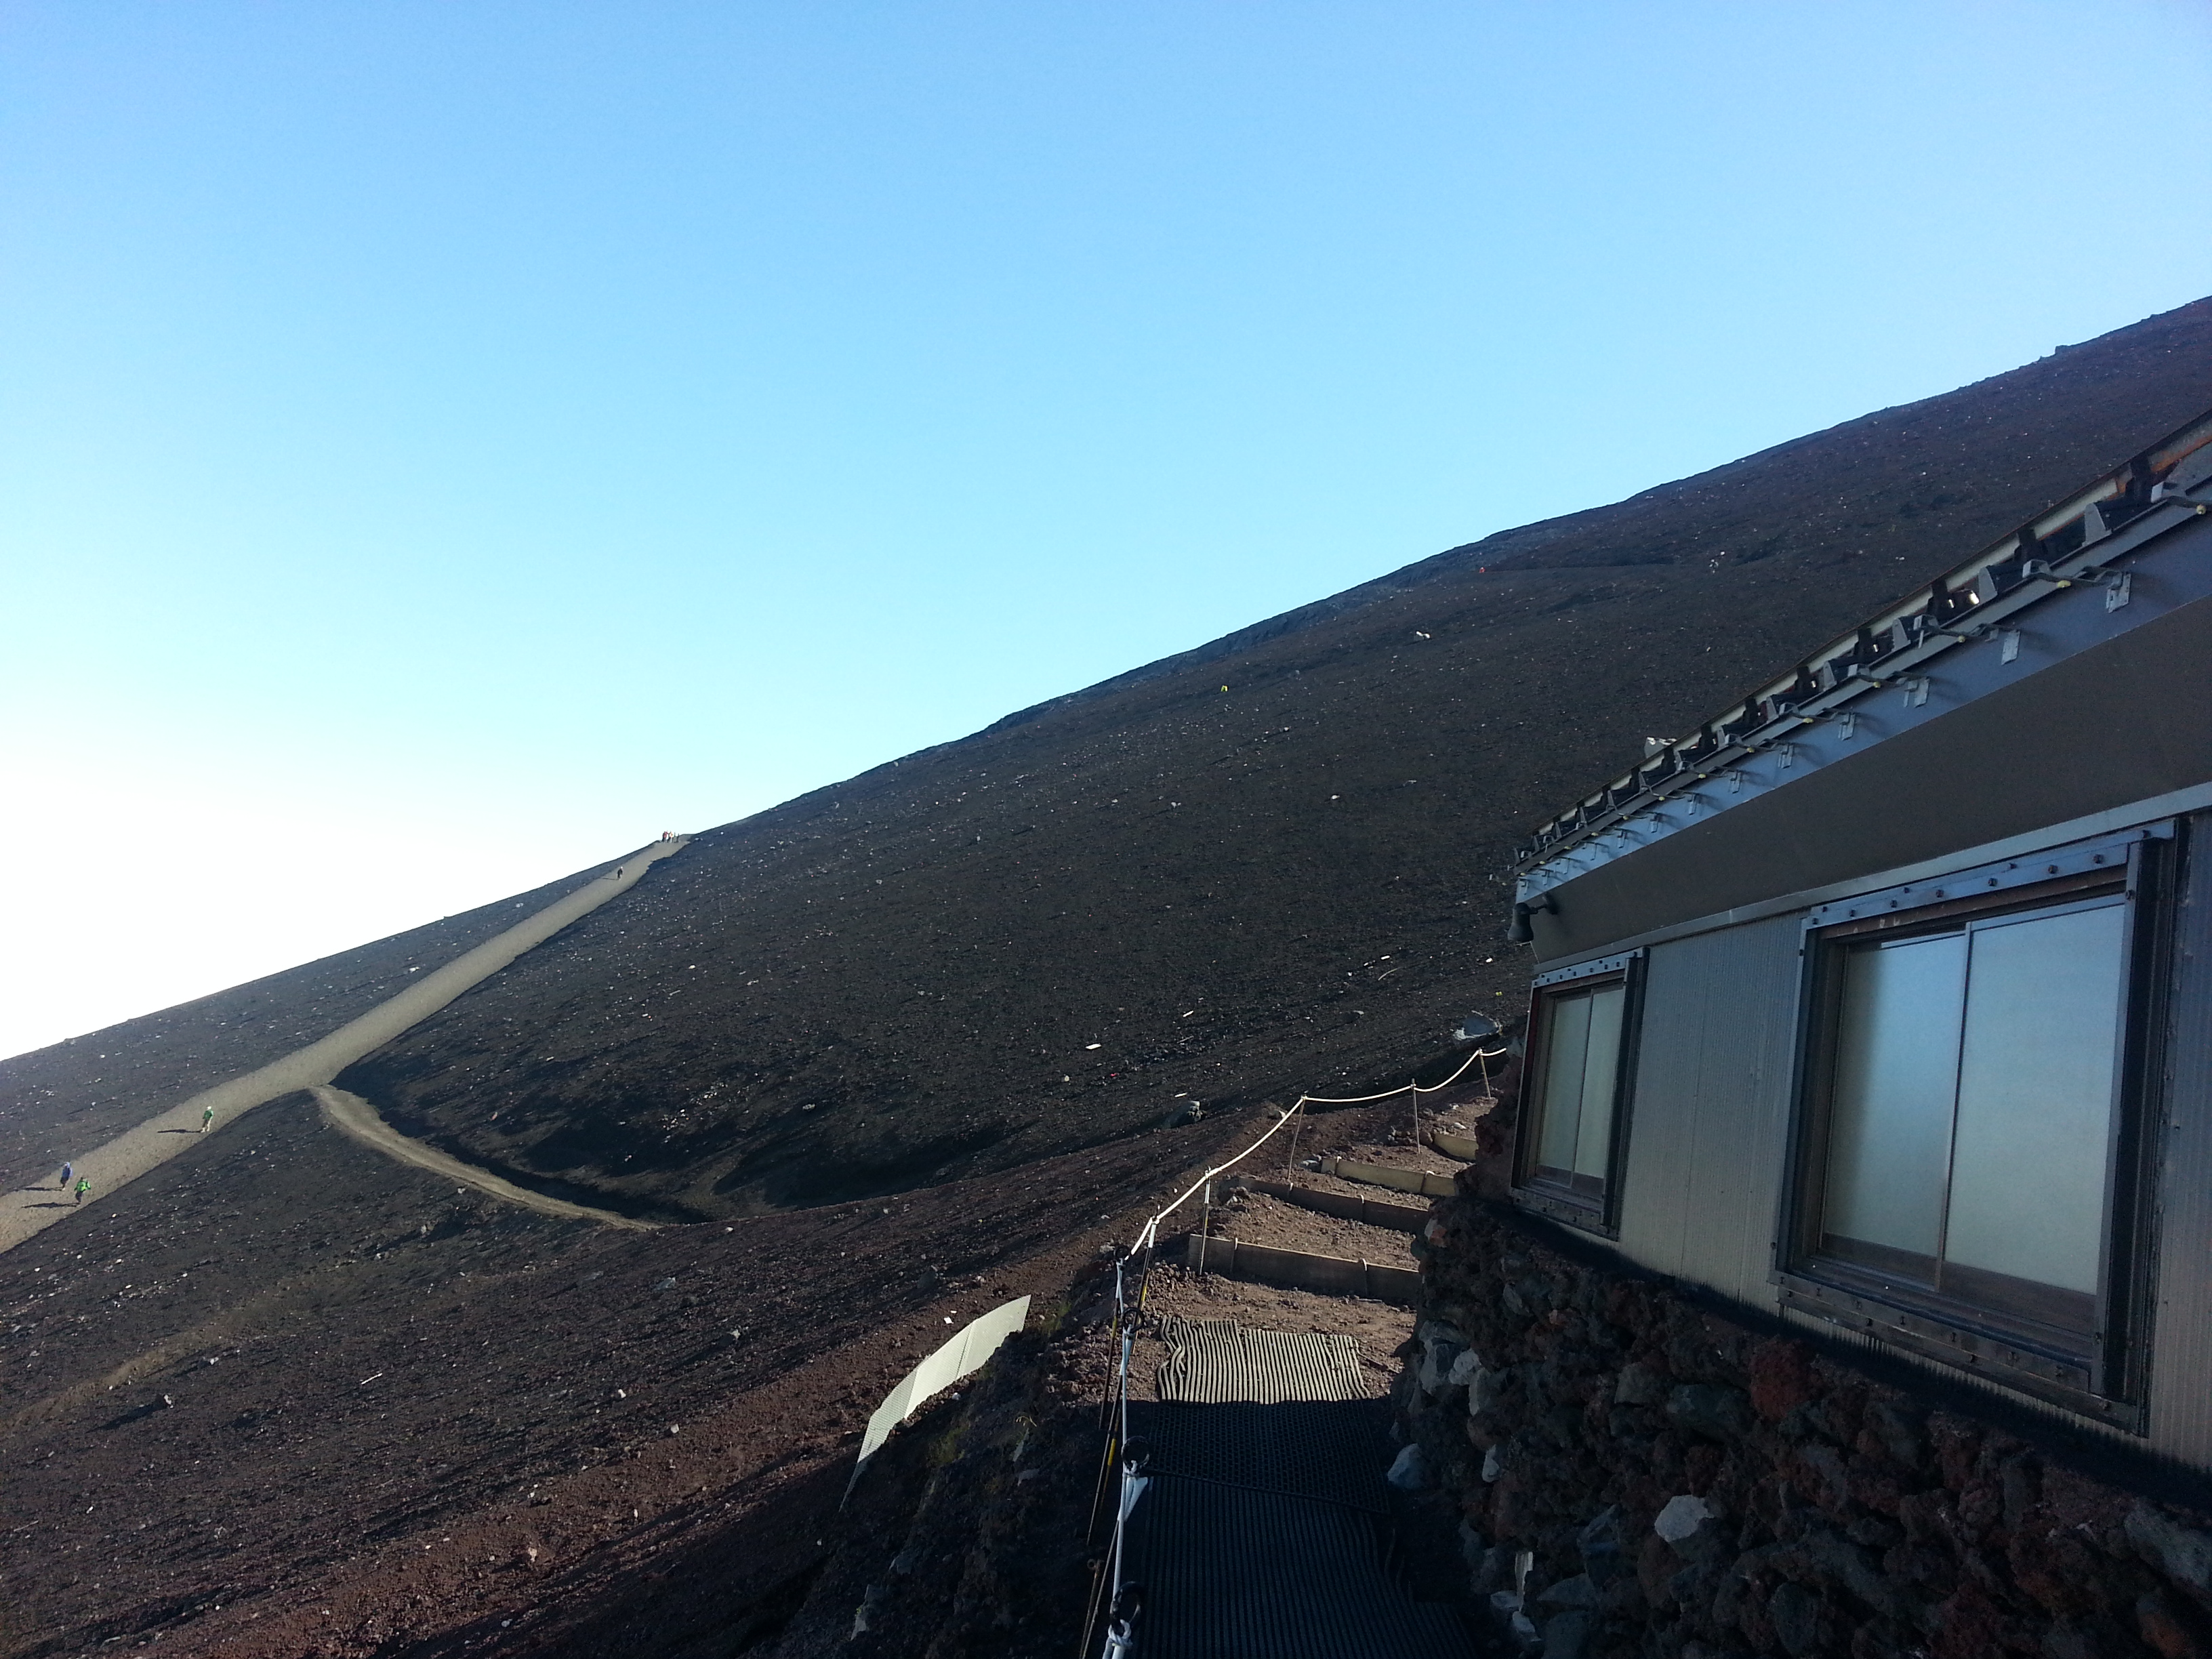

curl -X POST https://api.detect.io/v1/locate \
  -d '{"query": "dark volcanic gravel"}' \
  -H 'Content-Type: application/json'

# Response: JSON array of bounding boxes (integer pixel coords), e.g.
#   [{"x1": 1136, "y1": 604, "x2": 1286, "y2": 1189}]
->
[
  {"x1": 342, "y1": 298, "x2": 2212, "y2": 1219},
  {"x1": 3, "y1": 296, "x2": 2210, "y2": 1656}
]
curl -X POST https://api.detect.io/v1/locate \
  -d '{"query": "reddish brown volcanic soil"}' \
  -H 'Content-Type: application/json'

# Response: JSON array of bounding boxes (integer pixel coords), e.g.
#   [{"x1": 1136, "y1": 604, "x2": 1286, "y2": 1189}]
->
[
  {"x1": 0, "y1": 1089, "x2": 1240, "y2": 1657},
  {"x1": 5, "y1": 297, "x2": 2211, "y2": 1656}
]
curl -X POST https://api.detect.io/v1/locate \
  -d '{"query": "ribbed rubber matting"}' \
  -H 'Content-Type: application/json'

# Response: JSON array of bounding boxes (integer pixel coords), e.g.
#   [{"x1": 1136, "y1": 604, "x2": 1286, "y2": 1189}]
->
[
  {"x1": 1121, "y1": 1478, "x2": 1474, "y2": 1659},
  {"x1": 1154, "y1": 1314, "x2": 1374, "y2": 1403},
  {"x1": 1122, "y1": 1317, "x2": 1475, "y2": 1658},
  {"x1": 1128, "y1": 1399, "x2": 1393, "y2": 1514}
]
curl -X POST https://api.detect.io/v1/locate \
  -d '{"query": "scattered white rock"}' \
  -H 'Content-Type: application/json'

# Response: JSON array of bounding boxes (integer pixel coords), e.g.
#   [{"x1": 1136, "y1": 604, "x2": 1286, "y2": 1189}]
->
[
  {"x1": 1466, "y1": 1366, "x2": 1505, "y2": 1417},
  {"x1": 1416, "y1": 1323, "x2": 1468, "y2": 1394},
  {"x1": 1385, "y1": 1444, "x2": 1430, "y2": 1490},
  {"x1": 1654, "y1": 1494, "x2": 1715, "y2": 1544}
]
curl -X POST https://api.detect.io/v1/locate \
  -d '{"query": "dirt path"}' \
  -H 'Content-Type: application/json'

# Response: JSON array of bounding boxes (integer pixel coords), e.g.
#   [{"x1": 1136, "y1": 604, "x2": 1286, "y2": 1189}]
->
[
  {"x1": 309, "y1": 1083, "x2": 656, "y2": 1228},
  {"x1": 0, "y1": 837, "x2": 689, "y2": 1254}
]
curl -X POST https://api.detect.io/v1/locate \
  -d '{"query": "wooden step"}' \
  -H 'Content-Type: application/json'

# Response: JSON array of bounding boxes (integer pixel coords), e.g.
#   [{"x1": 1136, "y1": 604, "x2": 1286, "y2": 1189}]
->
[
  {"x1": 1178, "y1": 1231, "x2": 1422, "y2": 1305},
  {"x1": 1237, "y1": 1176, "x2": 1430, "y2": 1233},
  {"x1": 1426, "y1": 1129, "x2": 1481, "y2": 1162},
  {"x1": 1305, "y1": 1157, "x2": 1457, "y2": 1200}
]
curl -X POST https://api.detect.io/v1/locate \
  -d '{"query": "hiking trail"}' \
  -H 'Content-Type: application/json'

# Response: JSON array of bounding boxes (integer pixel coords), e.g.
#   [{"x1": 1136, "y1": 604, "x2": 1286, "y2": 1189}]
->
[
  {"x1": 0, "y1": 838, "x2": 688, "y2": 1254},
  {"x1": 310, "y1": 1084, "x2": 657, "y2": 1229}
]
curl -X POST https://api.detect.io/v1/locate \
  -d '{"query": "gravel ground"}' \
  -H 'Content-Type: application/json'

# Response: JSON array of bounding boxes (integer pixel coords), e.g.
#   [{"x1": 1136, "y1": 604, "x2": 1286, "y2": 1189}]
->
[{"x1": 1210, "y1": 1189, "x2": 1421, "y2": 1264}]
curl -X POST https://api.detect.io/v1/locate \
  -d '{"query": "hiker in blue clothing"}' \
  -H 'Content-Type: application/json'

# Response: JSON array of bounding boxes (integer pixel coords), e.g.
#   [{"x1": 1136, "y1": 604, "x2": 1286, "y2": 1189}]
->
[{"x1": 58, "y1": 1162, "x2": 72, "y2": 1190}]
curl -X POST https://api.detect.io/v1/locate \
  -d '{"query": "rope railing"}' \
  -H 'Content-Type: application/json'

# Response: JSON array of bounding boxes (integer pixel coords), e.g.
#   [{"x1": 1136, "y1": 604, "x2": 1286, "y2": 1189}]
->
[
  {"x1": 1124, "y1": 1040, "x2": 1497, "y2": 1258},
  {"x1": 1078, "y1": 1042, "x2": 1505, "y2": 1656}
]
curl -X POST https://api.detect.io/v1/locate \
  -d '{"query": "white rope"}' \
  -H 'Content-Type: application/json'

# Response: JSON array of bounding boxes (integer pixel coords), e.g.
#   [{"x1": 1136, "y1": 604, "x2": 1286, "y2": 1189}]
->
[
  {"x1": 1124, "y1": 1043, "x2": 1502, "y2": 1255},
  {"x1": 1128, "y1": 1103, "x2": 1305, "y2": 1256},
  {"x1": 1298, "y1": 1042, "x2": 1504, "y2": 1105}
]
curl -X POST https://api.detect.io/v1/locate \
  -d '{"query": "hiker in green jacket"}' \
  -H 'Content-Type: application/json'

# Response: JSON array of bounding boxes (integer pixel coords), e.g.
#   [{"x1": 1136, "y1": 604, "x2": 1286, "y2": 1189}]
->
[
  {"x1": 200, "y1": 1105, "x2": 215, "y2": 1134},
  {"x1": 73, "y1": 1176, "x2": 89, "y2": 1206}
]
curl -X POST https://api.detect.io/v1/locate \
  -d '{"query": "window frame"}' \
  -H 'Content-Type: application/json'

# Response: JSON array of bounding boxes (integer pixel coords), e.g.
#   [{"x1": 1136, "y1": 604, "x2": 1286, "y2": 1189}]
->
[
  {"x1": 1512, "y1": 950, "x2": 1645, "y2": 1237},
  {"x1": 1774, "y1": 826, "x2": 2175, "y2": 1425}
]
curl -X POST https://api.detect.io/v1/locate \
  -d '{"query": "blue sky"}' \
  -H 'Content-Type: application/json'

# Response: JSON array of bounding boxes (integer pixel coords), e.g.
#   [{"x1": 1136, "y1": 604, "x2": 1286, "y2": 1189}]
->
[{"x1": 4, "y1": 1, "x2": 2209, "y2": 1058}]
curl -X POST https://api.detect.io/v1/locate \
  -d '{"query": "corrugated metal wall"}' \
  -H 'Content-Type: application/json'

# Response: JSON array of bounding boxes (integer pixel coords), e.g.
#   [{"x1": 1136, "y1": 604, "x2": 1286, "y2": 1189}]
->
[
  {"x1": 1614, "y1": 914, "x2": 1803, "y2": 1309},
  {"x1": 1597, "y1": 815, "x2": 2212, "y2": 1463},
  {"x1": 2149, "y1": 811, "x2": 2212, "y2": 1463}
]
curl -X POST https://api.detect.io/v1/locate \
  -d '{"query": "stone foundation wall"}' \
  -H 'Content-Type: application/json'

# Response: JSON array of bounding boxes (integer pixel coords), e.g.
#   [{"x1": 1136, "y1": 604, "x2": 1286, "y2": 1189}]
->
[{"x1": 1401, "y1": 1190, "x2": 2212, "y2": 1659}]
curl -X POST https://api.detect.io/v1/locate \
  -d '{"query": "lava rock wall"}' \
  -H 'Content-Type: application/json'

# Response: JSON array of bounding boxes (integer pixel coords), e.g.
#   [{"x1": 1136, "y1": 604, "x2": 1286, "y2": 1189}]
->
[{"x1": 1402, "y1": 1186, "x2": 2212, "y2": 1659}]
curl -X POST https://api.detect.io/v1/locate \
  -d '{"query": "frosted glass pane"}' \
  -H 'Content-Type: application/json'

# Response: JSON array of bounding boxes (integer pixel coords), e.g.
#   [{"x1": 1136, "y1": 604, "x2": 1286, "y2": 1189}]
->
[
  {"x1": 1536, "y1": 994, "x2": 1592, "y2": 1172},
  {"x1": 1945, "y1": 905, "x2": 2125, "y2": 1295},
  {"x1": 1573, "y1": 985, "x2": 1626, "y2": 1178},
  {"x1": 1824, "y1": 934, "x2": 1964, "y2": 1261}
]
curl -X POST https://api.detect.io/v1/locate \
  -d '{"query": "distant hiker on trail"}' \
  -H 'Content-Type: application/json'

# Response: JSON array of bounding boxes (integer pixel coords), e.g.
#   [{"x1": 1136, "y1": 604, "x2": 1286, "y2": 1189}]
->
[
  {"x1": 73, "y1": 1176, "x2": 89, "y2": 1206},
  {"x1": 200, "y1": 1105, "x2": 216, "y2": 1134},
  {"x1": 661, "y1": 830, "x2": 671, "y2": 842},
  {"x1": 58, "y1": 1162, "x2": 72, "y2": 1189}
]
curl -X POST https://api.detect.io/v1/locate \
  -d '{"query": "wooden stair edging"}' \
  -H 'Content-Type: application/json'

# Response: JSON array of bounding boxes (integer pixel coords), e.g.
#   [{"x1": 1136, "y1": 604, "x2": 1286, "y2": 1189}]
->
[
  {"x1": 1308, "y1": 1157, "x2": 1458, "y2": 1200},
  {"x1": 1177, "y1": 1231, "x2": 1423, "y2": 1307},
  {"x1": 1237, "y1": 1177, "x2": 1431, "y2": 1234},
  {"x1": 1426, "y1": 1129, "x2": 1483, "y2": 1162}
]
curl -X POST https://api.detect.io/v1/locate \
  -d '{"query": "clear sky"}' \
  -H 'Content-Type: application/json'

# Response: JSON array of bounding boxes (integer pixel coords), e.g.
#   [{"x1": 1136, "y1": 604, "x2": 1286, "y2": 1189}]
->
[{"x1": 4, "y1": 1, "x2": 2209, "y2": 1061}]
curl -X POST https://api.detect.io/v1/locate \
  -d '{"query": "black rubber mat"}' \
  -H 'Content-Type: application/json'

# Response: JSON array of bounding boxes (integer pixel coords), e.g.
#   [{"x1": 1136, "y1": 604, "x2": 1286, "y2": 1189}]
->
[
  {"x1": 1118, "y1": 1313, "x2": 1475, "y2": 1659},
  {"x1": 1126, "y1": 1399, "x2": 1395, "y2": 1514},
  {"x1": 1120, "y1": 1477, "x2": 1475, "y2": 1659}
]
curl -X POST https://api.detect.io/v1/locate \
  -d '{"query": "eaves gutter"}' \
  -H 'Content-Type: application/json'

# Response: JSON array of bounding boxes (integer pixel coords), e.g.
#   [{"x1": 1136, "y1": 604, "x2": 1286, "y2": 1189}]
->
[{"x1": 1510, "y1": 409, "x2": 2212, "y2": 916}]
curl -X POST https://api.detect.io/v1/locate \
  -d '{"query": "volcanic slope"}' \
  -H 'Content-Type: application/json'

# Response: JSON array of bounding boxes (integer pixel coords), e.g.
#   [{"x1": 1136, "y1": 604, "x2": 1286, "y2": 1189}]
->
[
  {"x1": 343, "y1": 297, "x2": 2212, "y2": 1221},
  {"x1": 3, "y1": 296, "x2": 2210, "y2": 1659},
  {"x1": 0, "y1": 858, "x2": 630, "y2": 1193}
]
